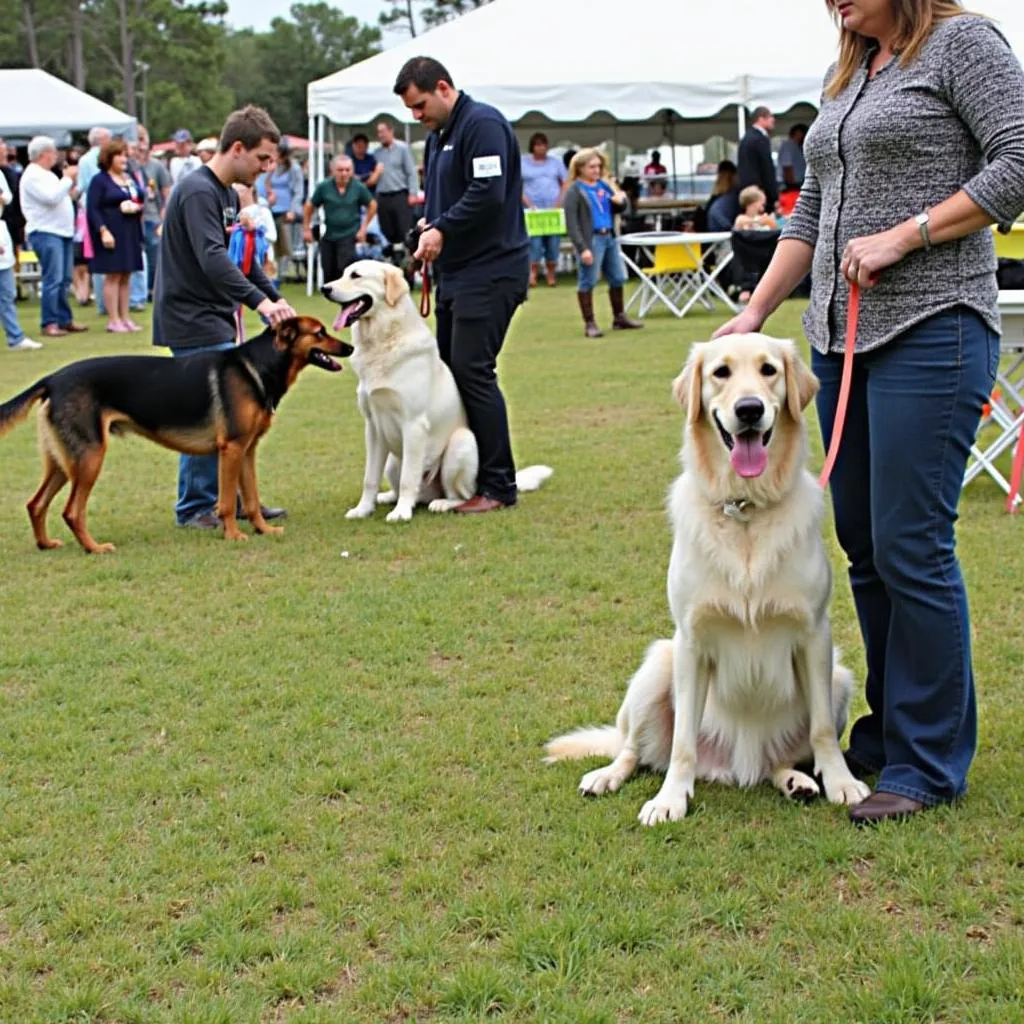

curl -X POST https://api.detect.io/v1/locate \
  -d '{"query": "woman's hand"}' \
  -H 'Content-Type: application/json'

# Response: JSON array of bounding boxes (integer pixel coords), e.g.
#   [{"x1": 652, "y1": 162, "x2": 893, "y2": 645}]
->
[
  {"x1": 100, "y1": 227, "x2": 115, "y2": 250},
  {"x1": 841, "y1": 225, "x2": 913, "y2": 288},
  {"x1": 119, "y1": 199, "x2": 140, "y2": 215},
  {"x1": 580, "y1": 249, "x2": 594, "y2": 267},
  {"x1": 711, "y1": 305, "x2": 767, "y2": 339}
]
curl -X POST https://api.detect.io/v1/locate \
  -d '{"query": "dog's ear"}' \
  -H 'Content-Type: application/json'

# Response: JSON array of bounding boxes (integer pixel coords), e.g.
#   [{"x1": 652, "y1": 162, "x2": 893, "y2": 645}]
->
[
  {"x1": 672, "y1": 346, "x2": 704, "y2": 426},
  {"x1": 783, "y1": 343, "x2": 819, "y2": 420},
  {"x1": 275, "y1": 317, "x2": 301, "y2": 347},
  {"x1": 383, "y1": 265, "x2": 410, "y2": 307}
]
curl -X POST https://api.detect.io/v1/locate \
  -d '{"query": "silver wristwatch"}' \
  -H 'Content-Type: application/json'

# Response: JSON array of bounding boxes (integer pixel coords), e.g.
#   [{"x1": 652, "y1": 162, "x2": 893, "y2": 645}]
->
[{"x1": 915, "y1": 210, "x2": 932, "y2": 250}]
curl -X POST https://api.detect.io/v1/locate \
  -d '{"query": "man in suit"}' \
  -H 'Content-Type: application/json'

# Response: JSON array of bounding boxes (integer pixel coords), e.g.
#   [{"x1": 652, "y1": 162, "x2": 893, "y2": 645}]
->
[{"x1": 738, "y1": 106, "x2": 780, "y2": 216}]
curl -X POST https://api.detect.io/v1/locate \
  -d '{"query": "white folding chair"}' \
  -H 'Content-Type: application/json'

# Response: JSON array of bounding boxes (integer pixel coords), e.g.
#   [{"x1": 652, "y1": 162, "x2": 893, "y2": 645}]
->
[{"x1": 963, "y1": 291, "x2": 1024, "y2": 509}]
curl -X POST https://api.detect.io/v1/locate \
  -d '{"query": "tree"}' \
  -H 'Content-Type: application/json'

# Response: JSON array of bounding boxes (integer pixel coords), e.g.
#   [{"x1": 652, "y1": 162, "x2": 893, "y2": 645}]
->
[
  {"x1": 248, "y1": 3, "x2": 381, "y2": 135},
  {"x1": 378, "y1": 0, "x2": 492, "y2": 38}
]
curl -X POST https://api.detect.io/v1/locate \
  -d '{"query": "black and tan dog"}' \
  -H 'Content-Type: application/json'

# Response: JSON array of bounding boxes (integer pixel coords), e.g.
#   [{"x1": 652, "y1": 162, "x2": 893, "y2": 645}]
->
[{"x1": 0, "y1": 316, "x2": 352, "y2": 553}]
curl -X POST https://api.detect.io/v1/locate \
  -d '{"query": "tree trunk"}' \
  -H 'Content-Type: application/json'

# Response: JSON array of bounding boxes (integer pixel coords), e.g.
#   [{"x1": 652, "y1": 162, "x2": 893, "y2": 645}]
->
[
  {"x1": 117, "y1": 0, "x2": 136, "y2": 116},
  {"x1": 22, "y1": 0, "x2": 40, "y2": 67},
  {"x1": 70, "y1": 1, "x2": 86, "y2": 89},
  {"x1": 406, "y1": 0, "x2": 416, "y2": 36}
]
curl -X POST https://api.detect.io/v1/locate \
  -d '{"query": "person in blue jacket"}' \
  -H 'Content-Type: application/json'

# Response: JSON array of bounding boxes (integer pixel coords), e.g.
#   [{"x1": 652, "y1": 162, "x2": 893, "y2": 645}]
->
[{"x1": 394, "y1": 56, "x2": 529, "y2": 515}]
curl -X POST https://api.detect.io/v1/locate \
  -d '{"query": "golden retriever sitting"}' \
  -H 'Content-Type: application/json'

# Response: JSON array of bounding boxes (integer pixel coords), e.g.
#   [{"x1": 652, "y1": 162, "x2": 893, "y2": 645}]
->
[{"x1": 546, "y1": 334, "x2": 870, "y2": 824}]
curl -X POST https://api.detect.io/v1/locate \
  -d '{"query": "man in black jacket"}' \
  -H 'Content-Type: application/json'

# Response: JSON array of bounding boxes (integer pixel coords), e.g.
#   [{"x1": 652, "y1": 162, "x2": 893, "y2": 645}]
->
[
  {"x1": 394, "y1": 56, "x2": 529, "y2": 514},
  {"x1": 737, "y1": 106, "x2": 780, "y2": 216},
  {"x1": 154, "y1": 105, "x2": 296, "y2": 530}
]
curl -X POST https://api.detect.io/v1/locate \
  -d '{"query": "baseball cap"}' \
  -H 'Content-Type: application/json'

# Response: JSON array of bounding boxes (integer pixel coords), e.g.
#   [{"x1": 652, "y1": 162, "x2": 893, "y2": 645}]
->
[{"x1": 173, "y1": 129, "x2": 193, "y2": 143}]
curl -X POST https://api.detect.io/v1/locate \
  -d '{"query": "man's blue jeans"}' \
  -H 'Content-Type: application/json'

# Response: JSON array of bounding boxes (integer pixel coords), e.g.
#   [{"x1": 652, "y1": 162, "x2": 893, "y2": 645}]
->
[
  {"x1": 812, "y1": 305, "x2": 999, "y2": 806},
  {"x1": 143, "y1": 221, "x2": 160, "y2": 298},
  {"x1": 27, "y1": 231, "x2": 73, "y2": 329},
  {"x1": 130, "y1": 253, "x2": 148, "y2": 308},
  {"x1": 170, "y1": 341, "x2": 236, "y2": 524}
]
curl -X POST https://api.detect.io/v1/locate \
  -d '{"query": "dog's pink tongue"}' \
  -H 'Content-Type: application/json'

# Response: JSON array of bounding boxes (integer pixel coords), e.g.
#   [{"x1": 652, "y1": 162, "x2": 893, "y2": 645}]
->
[
  {"x1": 730, "y1": 434, "x2": 768, "y2": 478},
  {"x1": 333, "y1": 307, "x2": 352, "y2": 331}
]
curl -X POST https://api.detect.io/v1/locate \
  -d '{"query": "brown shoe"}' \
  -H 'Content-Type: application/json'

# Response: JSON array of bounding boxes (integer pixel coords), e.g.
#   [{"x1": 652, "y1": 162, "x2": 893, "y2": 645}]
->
[
  {"x1": 42, "y1": 325, "x2": 69, "y2": 337},
  {"x1": 545, "y1": 262, "x2": 558, "y2": 286},
  {"x1": 60, "y1": 322, "x2": 89, "y2": 333},
  {"x1": 453, "y1": 495, "x2": 511, "y2": 514},
  {"x1": 849, "y1": 792, "x2": 926, "y2": 825}
]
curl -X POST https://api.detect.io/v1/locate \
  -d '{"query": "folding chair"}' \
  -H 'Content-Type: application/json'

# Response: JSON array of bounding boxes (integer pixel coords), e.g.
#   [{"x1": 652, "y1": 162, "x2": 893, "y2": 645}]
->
[
  {"x1": 15, "y1": 249, "x2": 41, "y2": 300},
  {"x1": 963, "y1": 290, "x2": 1024, "y2": 509},
  {"x1": 637, "y1": 241, "x2": 708, "y2": 317}
]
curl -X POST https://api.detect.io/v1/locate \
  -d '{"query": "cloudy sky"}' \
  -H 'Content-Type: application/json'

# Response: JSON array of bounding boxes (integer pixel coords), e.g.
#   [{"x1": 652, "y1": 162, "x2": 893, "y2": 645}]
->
[{"x1": 225, "y1": 0, "x2": 392, "y2": 33}]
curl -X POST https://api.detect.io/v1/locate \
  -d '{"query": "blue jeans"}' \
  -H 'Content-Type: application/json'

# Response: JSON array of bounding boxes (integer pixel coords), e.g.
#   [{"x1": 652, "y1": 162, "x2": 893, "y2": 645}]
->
[
  {"x1": 143, "y1": 221, "x2": 160, "y2": 297},
  {"x1": 130, "y1": 253, "x2": 148, "y2": 308},
  {"x1": 170, "y1": 341, "x2": 236, "y2": 524},
  {"x1": 577, "y1": 233, "x2": 626, "y2": 292},
  {"x1": 94, "y1": 274, "x2": 107, "y2": 316},
  {"x1": 813, "y1": 306, "x2": 999, "y2": 806},
  {"x1": 0, "y1": 266, "x2": 26, "y2": 345},
  {"x1": 529, "y1": 235, "x2": 560, "y2": 264},
  {"x1": 28, "y1": 231, "x2": 73, "y2": 329}
]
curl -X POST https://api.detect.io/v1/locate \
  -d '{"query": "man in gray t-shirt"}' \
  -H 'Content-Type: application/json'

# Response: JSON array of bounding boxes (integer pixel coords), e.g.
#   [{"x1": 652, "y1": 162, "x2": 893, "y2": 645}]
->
[
  {"x1": 374, "y1": 120, "x2": 419, "y2": 247},
  {"x1": 137, "y1": 131, "x2": 171, "y2": 299}
]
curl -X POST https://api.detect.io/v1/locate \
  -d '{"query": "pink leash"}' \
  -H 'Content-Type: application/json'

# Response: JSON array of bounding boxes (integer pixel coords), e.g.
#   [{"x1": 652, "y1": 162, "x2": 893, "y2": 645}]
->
[{"x1": 817, "y1": 281, "x2": 861, "y2": 490}]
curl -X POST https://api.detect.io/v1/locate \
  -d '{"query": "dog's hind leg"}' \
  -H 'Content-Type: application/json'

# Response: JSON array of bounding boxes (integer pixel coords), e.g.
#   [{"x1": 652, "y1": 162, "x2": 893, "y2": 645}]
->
[
  {"x1": 771, "y1": 766, "x2": 821, "y2": 802},
  {"x1": 61, "y1": 446, "x2": 114, "y2": 554},
  {"x1": 579, "y1": 639, "x2": 674, "y2": 797},
  {"x1": 428, "y1": 427, "x2": 478, "y2": 513},
  {"x1": 27, "y1": 416, "x2": 70, "y2": 550}
]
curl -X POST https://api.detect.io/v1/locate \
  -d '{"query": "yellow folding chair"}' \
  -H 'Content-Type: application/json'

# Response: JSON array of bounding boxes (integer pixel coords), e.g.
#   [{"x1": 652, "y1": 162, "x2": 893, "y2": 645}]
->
[
  {"x1": 16, "y1": 249, "x2": 42, "y2": 299},
  {"x1": 638, "y1": 240, "x2": 710, "y2": 317}
]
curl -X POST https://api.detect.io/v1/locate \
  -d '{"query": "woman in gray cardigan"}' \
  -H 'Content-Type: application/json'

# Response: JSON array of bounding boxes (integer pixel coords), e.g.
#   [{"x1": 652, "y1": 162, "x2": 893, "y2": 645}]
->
[
  {"x1": 562, "y1": 149, "x2": 643, "y2": 336},
  {"x1": 715, "y1": 0, "x2": 1024, "y2": 823}
]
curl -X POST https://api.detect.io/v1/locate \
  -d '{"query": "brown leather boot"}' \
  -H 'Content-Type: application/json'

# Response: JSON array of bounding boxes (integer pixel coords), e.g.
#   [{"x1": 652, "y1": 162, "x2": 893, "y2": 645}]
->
[
  {"x1": 529, "y1": 263, "x2": 538, "y2": 287},
  {"x1": 545, "y1": 261, "x2": 558, "y2": 286},
  {"x1": 609, "y1": 286, "x2": 644, "y2": 329},
  {"x1": 577, "y1": 291, "x2": 603, "y2": 337}
]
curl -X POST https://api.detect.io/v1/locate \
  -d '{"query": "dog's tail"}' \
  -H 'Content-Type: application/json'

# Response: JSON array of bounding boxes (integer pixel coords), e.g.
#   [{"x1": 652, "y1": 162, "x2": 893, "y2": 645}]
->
[
  {"x1": 0, "y1": 380, "x2": 48, "y2": 440},
  {"x1": 543, "y1": 725, "x2": 623, "y2": 764},
  {"x1": 515, "y1": 464, "x2": 554, "y2": 493}
]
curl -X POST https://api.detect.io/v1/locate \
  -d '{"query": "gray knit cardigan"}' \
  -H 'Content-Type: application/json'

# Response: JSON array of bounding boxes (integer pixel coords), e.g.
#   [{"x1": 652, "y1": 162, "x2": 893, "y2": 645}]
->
[{"x1": 780, "y1": 15, "x2": 1024, "y2": 353}]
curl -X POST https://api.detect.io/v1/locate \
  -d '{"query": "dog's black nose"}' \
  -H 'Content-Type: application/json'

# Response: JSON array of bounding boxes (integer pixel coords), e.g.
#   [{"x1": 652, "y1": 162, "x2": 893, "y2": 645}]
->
[
  {"x1": 320, "y1": 285, "x2": 333, "y2": 298},
  {"x1": 734, "y1": 397, "x2": 765, "y2": 426}
]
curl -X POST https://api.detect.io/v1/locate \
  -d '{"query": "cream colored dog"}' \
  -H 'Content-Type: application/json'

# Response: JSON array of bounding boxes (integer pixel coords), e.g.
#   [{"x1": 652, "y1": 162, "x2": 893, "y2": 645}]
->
[
  {"x1": 545, "y1": 334, "x2": 870, "y2": 824},
  {"x1": 322, "y1": 260, "x2": 552, "y2": 522}
]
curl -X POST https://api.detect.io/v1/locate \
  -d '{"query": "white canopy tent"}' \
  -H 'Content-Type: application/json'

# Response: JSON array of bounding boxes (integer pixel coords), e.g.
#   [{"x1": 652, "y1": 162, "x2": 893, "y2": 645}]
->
[{"x1": 0, "y1": 69, "x2": 137, "y2": 141}]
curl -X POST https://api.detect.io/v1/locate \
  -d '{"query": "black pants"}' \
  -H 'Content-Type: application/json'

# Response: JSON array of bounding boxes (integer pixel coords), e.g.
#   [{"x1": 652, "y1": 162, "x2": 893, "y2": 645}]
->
[
  {"x1": 435, "y1": 275, "x2": 527, "y2": 506},
  {"x1": 319, "y1": 236, "x2": 357, "y2": 284},
  {"x1": 377, "y1": 191, "x2": 413, "y2": 246}
]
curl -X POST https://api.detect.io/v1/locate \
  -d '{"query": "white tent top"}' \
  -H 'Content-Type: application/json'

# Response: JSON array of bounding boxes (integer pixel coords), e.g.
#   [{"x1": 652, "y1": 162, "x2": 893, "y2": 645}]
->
[
  {"x1": 0, "y1": 69, "x2": 137, "y2": 139},
  {"x1": 308, "y1": 0, "x2": 1024, "y2": 145}
]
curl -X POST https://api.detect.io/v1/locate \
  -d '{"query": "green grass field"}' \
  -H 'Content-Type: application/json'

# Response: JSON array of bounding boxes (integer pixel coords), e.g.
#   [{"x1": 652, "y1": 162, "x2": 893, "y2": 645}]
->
[{"x1": 1, "y1": 281, "x2": 1022, "y2": 1023}]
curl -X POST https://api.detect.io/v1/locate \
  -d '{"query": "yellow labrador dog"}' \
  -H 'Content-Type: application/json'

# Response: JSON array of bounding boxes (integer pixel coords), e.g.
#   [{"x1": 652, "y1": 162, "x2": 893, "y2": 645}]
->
[
  {"x1": 546, "y1": 334, "x2": 870, "y2": 825},
  {"x1": 322, "y1": 260, "x2": 552, "y2": 522}
]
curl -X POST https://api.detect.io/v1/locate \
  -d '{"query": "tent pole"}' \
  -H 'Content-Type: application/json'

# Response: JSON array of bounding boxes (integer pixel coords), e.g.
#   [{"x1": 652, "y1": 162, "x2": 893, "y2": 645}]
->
[
  {"x1": 613, "y1": 124, "x2": 619, "y2": 179},
  {"x1": 306, "y1": 114, "x2": 315, "y2": 296},
  {"x1": 737, "y1": 73, "x2": 749, "y2": 139},
  {"x1": 317, "y1": 115, "x2": 326, "y2": 293},
  {"x1": 669, "y1": 115, "x2": 676, "y2": 193}
]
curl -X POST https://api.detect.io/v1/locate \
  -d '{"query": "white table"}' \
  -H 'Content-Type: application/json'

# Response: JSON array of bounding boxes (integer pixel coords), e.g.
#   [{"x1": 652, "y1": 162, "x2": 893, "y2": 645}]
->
[
  {"x1": 619, "y1": 231, "x2": 737, "y2": 319},
  {"x1": 964, "y1": 290, "x2": 1024, "y2": 508}
]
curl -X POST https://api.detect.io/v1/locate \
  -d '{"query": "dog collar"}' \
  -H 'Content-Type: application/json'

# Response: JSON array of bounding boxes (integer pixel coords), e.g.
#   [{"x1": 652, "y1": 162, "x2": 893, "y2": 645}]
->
[{"x1": 722, "y1": 499, "x2": 754, "y2": 522}]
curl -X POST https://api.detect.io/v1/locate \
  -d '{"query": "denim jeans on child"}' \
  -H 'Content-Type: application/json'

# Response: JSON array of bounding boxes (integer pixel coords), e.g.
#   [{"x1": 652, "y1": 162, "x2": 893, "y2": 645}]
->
[{"x1": 576, "y1": 233, "x2": 626, "y2": 292}]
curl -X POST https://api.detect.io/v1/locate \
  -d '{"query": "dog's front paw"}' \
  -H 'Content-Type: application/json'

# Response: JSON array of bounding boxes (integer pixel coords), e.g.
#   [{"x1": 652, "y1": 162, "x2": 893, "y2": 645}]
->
[
  {"x1": 638, "y1": 789, "x2": 690, "y2": 827},
  {"x1": 427, "y1": 498, "x2": 457, "y2": 513},
  {"x1": 345, "y1": 504, "x2": 375, "y2": 520},
  {"x1": 385, "y1": 505, "x2": 414, "y2": 523},
  {"x1": 579, "y1": 766, "x2": 626, "y2": 797},
  {"x1": 223, "y1": 529, "x2": 248, "y2": 542},
  {"x1": 824, "y1": 774, "x2": 871, "y2": 806},
  {"x1": 376, "y1": 490, "x2": 398, "y2": 505}
]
